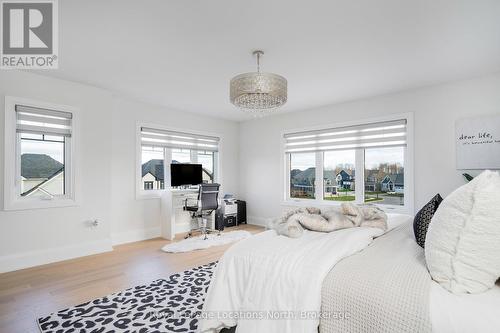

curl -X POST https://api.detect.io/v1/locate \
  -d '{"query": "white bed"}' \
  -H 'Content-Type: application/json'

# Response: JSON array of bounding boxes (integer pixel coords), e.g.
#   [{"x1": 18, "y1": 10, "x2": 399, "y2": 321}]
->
[
  {"x1": 198, "y1": 213, "x2": 500, "y2": 333},
  {"x1": 199, "y1": 214, "x2": 408, "y2": 333}
]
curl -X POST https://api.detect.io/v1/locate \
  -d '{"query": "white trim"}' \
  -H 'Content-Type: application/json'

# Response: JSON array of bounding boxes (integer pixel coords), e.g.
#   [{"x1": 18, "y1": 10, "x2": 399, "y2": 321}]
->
[
  {"x1": 111, "y1": 226, "x2": 161, "y2": 246},
  {"x1": 355, "y1": 148, "x2": 365, "y2": 204},
  {"x1": 3, "y1": 96, "x2": 80, "y2": 211},
  {"x1": 0, "y1": 238, "x2": 112, "y2": 273},
  {"x1": 135, "y1": 121, "x2": 224, "y2": 200},
  {"x1": 281, "y1": 112, "x2": 414, "y2": 214},
  {"x1": 314, "y1": 151, "x2": 323, "y2": 200}
]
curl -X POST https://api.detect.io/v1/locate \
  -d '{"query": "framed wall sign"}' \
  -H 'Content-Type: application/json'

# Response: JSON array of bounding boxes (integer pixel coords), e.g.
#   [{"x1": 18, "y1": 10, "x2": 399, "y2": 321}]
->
[{"x1": 456, "y1": 114, "x2": 500, "y2": 170}]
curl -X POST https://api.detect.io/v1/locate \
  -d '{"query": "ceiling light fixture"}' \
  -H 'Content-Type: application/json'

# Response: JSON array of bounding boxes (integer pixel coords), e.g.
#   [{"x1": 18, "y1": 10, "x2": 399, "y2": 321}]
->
[{"x1": 230, "y1": 50, "x2": 287, "y2": 115}]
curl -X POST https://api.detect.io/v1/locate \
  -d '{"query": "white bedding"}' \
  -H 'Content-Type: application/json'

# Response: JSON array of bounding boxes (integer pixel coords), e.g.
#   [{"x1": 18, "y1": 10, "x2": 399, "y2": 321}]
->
[
  {"x1": 198, "y1": 225, "x2": 385, "y2": 333},
  {"x1": 430, "y1": 281, "x2": 500, "y2": 333}
]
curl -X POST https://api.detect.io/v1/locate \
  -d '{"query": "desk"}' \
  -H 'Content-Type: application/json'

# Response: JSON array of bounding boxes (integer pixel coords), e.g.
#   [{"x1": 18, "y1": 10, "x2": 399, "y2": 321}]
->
[{"x1": 160, "y1": 188, "x2": 215, "y2": 240}]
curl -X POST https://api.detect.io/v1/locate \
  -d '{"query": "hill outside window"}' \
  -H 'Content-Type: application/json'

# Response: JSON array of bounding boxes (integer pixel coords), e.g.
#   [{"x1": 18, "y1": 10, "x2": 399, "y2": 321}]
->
[{"x1": 283, "y1": 116, "x2": 412, "y2": 212}]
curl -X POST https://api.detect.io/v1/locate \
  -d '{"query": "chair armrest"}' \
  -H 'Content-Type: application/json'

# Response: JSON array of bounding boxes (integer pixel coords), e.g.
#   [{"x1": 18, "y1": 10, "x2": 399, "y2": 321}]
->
[{"x1": 183, "y1": 198, "x2": 199, "y2": 211}]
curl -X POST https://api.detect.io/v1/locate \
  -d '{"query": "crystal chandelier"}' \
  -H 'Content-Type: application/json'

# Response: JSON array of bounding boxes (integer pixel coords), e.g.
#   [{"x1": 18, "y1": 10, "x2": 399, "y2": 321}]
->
[{"x1": 230, "y1": 50, "x2": 287, "y2": 114}]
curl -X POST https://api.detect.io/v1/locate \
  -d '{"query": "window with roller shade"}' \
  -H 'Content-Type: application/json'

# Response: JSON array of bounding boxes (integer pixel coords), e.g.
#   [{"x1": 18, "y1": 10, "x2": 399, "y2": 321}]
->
[
  {"x1": 16, "y1": 104, "x2": 73, "y2": 198},
  {"x1": 139, "y1": 127, "x2": 220, "y2": 193},
  {"x1": 284, "y1": 118, "x2": 410, "y2": 209}
]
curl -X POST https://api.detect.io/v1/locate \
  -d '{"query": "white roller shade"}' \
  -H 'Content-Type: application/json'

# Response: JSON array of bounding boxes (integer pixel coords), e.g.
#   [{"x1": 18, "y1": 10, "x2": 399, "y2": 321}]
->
[
  {"x1": 284, "y1": 119, "x2": 407, "y2": 153},
  {"x1": 16, "y1": 104, "x2": 72, "y2": 137},
  {"x1": 141, "y1": 127, "x2": 220, "y2": 151}
]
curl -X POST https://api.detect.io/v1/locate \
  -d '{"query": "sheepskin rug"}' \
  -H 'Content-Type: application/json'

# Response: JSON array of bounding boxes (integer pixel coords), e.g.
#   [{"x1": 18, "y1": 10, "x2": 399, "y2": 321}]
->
[{"x1": 161, "y1": 230, "x2": 252, "y2": 253}]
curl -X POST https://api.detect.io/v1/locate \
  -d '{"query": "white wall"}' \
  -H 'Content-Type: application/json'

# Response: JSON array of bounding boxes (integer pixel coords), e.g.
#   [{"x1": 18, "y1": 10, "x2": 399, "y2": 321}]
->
[
  {"x1": 0, "y1": 71, "x2": 240, "y2": 272},
  {"x1": 2, "y1": 69, "x2": 499, "y2": 272},
  {"x1": 0, "y1": 71, "x2": 114, "y2": 272},
  {"x1": 239, "y1": 73, "x2": 500, "y2": 225},
  {"x1": 109, "y1": 97, "x2": 240, "y2": 245}
]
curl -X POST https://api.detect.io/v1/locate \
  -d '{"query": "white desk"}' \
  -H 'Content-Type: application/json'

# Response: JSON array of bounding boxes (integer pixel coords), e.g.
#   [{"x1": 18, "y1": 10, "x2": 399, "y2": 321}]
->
[{"x1": 160, "y1": 188, "x2": 215, "y2": 240}]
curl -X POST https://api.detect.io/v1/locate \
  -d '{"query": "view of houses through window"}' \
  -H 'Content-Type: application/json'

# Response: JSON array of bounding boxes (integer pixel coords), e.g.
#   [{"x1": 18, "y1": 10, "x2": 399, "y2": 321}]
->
[
  {"x1": 289, "y1": 152, "x2": 315, "y2": 199},
  {"x1": 364, "y1": 147, "x2": 404, "y2": 206},
  {"x1": 141, "y1": 146, "x2": 164, "y2": 190},
  {"x1": 289, "y1": 147, "x2": 405, "y2": 206},
  {"x1": 141, "y1": 147, "x2": 215, "y2": 191},
  {"x1": 19, "y1": 133, "x2": 65, "y2": 197},
  {"x1": 324, "y1": 150, "x2": 356, "y2": 201}
]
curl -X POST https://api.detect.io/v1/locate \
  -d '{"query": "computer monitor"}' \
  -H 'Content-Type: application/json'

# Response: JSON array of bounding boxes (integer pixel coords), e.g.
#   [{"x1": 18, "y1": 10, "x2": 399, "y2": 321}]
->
[{"x1": 170, "y1": 163, "x2": 203, "y2": 187}]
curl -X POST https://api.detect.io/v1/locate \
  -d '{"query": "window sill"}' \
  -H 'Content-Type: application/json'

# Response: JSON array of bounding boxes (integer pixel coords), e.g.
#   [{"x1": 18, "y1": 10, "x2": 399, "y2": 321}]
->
[
  {"x1": 136, "y1": 190, "x2": 164, "y2": 200},
  {"x1": 3, "y1": 197, "x2": 78, "y2": 211},
  {"x1": 281, "y1": 199, "x2": 343, "y2": 207},
  {"x1": 281, "y1": 199, "x2": 411, "y2": 214}
]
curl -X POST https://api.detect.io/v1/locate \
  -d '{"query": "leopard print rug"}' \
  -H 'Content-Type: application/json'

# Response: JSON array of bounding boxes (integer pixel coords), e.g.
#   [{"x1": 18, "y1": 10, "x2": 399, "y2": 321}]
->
[{"x1": 38, "y1": 262, "x2": 217, "y2": 333}]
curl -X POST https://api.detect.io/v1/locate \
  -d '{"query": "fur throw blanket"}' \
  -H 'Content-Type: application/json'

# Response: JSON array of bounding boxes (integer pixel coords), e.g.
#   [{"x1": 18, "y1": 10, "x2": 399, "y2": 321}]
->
[{"x1": 269, "y1": 203, "x2": 388, "y2": 238}]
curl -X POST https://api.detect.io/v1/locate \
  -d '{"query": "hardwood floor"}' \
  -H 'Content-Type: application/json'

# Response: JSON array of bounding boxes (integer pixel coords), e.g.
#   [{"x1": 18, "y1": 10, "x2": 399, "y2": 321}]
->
[{"x1": 0, "y1": 224, "x2": 264, "y2": 333}]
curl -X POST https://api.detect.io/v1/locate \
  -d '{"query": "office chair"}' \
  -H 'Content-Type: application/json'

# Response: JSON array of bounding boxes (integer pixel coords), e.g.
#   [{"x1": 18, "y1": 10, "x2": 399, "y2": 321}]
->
[{"x1": 184, "y1": 183, "x2": 221, "y2": 240}]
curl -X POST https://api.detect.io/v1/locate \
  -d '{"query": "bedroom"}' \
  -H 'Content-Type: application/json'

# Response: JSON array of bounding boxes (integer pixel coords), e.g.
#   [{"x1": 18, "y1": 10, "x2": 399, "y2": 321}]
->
[{"x1": 0, "y1": 0, "x2": 500, "y2": 332}]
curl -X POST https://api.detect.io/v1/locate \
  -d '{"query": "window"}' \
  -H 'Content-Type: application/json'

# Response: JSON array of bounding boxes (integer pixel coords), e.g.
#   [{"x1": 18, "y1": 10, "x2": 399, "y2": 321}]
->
[
  {"x1": 172, "y1": 148, "x2": 191, "y2": 164},
  {"x1": 364, "y1": 147, "x2": 405, "y2": 206},
  {"x1": 324, "y1": 150, "x2": 356, "y2": 202},
  {"x1": 138, "y1": 127, "x2": 220, "y2": 196},
  {"x1": 284, "y1": 117, "x2": 411, "y2": 211},
  {"x1": 197, "y1": 151, "x2": 215, "y2": 183},
  {"x1": 20, "y1": 133, "x2": 65, "y2": 197},
  {"x1": 289, "y1": 152, "x2": 315, "y2": 199},
  {"x1": 4, "y1": 97, "x2": 76, "y2": 210},
  {"x1": 141, "y1": 146, "x2": 165, "y2": 191}
]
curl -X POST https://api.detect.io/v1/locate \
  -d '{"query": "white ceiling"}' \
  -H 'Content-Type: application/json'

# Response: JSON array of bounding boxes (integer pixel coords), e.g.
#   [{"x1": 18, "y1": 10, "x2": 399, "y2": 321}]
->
[{"x1": 44, "y1": 0, "x2": 500, "y2": 121}]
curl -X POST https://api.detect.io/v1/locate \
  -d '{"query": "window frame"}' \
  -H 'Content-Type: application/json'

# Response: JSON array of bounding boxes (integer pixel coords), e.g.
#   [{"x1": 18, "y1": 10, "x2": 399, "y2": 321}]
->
[
  {"x1": 282, "y1": 113, "x2": 414, "y2": 214},
  {"x1": 3, "y1": 96, "x2": 79, "y2": 211},
  {"x1": 136, "y1": 123, "x2": 222, "y2": 200}
]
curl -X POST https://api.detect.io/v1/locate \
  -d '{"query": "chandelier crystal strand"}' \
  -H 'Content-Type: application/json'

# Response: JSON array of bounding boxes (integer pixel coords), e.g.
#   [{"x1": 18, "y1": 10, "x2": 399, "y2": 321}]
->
[{"x1": 230, "y1": 50, "x2": 287, "y2": 114}]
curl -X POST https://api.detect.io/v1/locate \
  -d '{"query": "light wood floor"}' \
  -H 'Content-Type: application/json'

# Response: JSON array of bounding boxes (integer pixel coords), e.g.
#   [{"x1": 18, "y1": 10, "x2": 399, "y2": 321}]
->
[{"x1": 0, "y1": 224, "x2": 264, "y2": 333}]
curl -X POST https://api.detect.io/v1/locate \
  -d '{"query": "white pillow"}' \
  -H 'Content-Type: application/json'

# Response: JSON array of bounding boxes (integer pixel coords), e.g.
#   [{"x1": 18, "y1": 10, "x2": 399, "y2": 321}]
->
[{"x1": 425, "y1": 170, "x2": 500, "y2": 294}]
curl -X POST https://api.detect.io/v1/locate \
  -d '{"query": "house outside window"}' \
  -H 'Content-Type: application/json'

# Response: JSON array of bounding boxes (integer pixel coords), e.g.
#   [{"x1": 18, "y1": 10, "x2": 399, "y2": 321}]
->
[
  {"x1": 324, "y1": 150, "x2": 356, "y2": 202},
  {"x1": 4, "y1": 97, "x2": 77, "y2": 210},
  {"x1": 364, "y1": 147, "x2": 405, "y2": 206},
  {"x1": 141, "y1": 146, "x2": 165, "y2": 191},
  {"x1": 284, "y1": 116, "x2": 413, "y2": 212},
  {"x1": 289, "y1": 152, "x2": 315, "y2": 199}
]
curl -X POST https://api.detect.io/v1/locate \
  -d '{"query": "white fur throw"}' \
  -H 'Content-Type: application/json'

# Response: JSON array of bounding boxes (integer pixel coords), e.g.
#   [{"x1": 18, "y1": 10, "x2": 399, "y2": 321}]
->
[
  {"x1": 269, "y1": 203, "x2": 387, "y2": 238},
  {"x1": 425, "y1": 170, "x2": 500, "y2": 294}
]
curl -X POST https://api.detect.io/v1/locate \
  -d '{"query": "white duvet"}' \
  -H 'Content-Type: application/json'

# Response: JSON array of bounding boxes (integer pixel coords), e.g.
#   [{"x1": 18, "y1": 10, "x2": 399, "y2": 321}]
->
[{"x1": 198, "y1": 226, "x2": 385, "y2": 333}]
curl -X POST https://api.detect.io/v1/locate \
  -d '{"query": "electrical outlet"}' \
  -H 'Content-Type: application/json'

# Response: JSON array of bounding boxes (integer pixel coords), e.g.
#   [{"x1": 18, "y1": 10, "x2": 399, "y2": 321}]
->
[{"x1": 85, "y1": 219, "x2": 99, "y2": 227}]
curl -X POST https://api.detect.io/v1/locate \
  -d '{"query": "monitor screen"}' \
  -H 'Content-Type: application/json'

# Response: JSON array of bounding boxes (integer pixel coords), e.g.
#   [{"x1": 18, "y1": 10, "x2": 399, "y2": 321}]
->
[{"x1": 170, "y1": 163, "x2": 203, "y2": 187}]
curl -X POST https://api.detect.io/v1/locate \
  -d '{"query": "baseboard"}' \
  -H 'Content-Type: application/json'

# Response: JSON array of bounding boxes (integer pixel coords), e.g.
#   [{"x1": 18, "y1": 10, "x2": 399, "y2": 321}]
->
[
  {"x1": 111, "y1": 226, "x2": 161, "y2": 246},
  {"x1": 0, "y1": 238, "x2": 113, "y2": 273},
  {"x1": 247, "y1": 216, "x2": 271, "y2": 227}
]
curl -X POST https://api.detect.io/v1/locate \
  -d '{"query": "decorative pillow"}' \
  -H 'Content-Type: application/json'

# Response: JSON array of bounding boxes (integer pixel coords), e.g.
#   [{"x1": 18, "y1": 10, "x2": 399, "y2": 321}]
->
[
  {"x1": 425, "y1": 170, "x2": 500, "y2": 294},
  {"x1": 413, "y1": 194, "x2": 443, "y2": 248}
]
